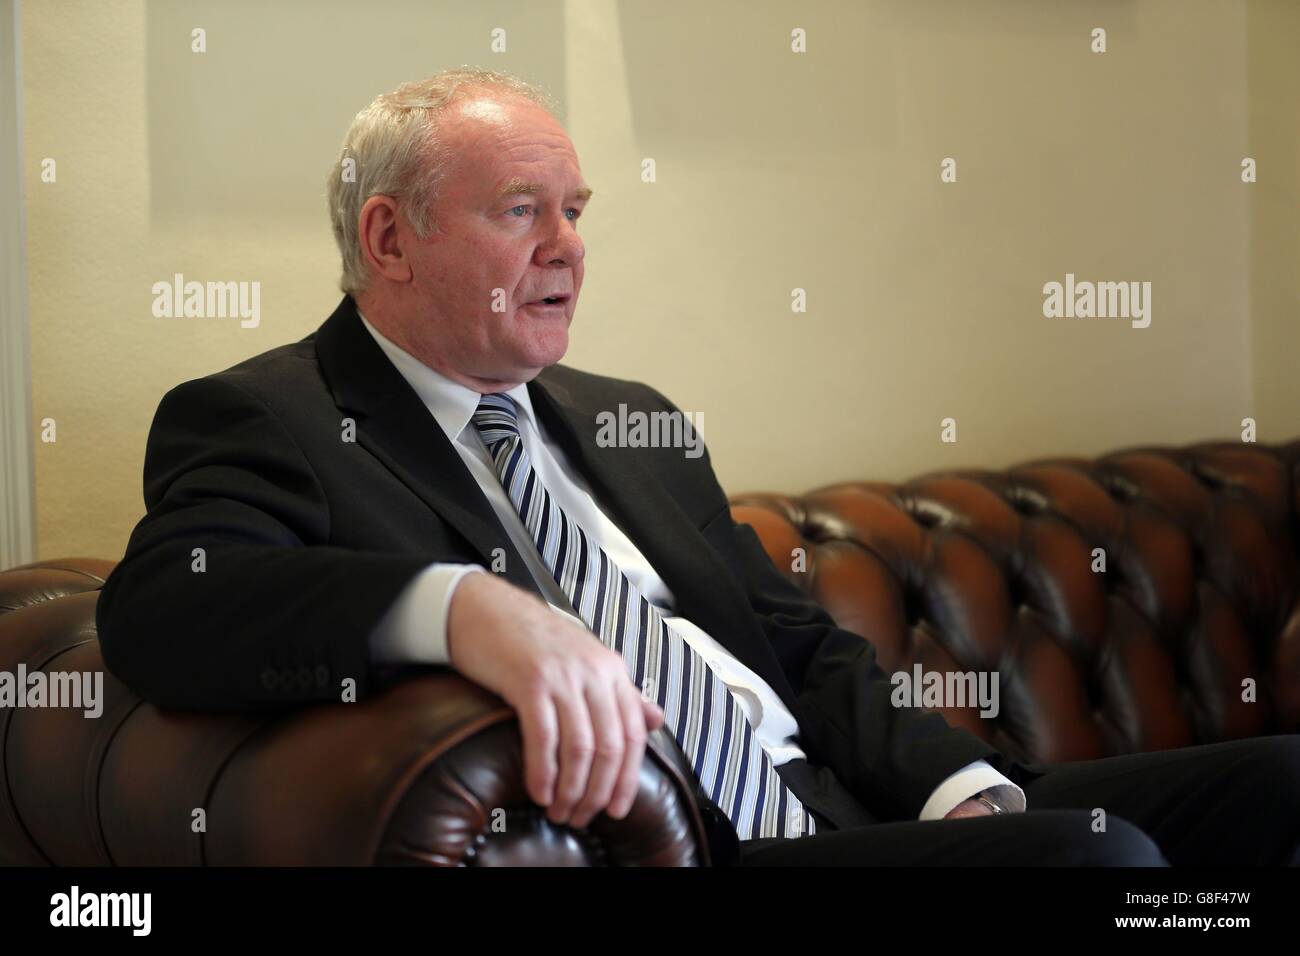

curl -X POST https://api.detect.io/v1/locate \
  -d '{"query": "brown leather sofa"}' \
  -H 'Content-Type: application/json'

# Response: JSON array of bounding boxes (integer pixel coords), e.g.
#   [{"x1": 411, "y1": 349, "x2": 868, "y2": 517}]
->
[{"x1": 4, "y1": 438, "x2": 1299, "y2": 866}]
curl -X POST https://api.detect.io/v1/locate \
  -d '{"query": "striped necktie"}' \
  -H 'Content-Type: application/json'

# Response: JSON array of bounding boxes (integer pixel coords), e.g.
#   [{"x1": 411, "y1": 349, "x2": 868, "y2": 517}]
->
[{"x1": 471, "y1": 392, "x2": 816, "y2": 841}]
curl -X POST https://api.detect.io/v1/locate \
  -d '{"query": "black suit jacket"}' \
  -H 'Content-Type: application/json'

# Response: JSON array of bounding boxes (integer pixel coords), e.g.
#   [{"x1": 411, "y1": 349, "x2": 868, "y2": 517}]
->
[{"x1": 97, "y1": 295, "x2": 1013, "y2": 827}]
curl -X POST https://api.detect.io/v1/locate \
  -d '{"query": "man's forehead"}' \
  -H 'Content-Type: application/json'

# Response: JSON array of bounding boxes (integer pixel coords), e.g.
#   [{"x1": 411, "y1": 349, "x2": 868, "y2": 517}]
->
[
  {"x1": 456, "y1": 97, "x2": 514, "y2": 126},
  {"x1": 446, "y1": 92, "x2": 557, "y2": 140},
  {"x1": 440, "y1": 95, "x2": 586, "y2": 195}
]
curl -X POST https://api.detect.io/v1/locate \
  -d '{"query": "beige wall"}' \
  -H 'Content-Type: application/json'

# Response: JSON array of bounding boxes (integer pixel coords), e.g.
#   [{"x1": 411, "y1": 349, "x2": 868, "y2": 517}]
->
[
  {"x1": 19, "y1": 0, "x2": 1299, "y2": 562},
  {"x1": 1247, "y1": 0, "x2": 1300, "y2": 430}
]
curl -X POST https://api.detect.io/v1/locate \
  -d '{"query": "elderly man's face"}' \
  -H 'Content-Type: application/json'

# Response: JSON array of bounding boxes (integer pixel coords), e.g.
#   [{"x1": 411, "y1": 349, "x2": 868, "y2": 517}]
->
[{"x1": 402, "y1": 94, "x2": 588, "y2": 388}]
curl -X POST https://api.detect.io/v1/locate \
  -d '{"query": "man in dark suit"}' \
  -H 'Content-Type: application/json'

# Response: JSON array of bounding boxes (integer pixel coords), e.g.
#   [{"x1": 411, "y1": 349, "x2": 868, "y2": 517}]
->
[{"x1": 97, "y1": 69, "x2": 1300, "y2": 865}]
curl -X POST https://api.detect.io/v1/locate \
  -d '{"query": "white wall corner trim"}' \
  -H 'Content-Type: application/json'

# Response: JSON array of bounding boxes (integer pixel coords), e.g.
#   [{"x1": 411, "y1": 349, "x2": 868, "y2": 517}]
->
[{"x1": 1, "y1": 0, "x2": 37, "y2": 569}]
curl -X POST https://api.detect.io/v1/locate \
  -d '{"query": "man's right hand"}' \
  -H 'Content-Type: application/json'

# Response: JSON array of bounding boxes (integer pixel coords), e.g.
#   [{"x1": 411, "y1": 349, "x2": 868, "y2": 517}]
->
[{"x1": 445, "y1": 571, "x2": 666, "y2": 829}]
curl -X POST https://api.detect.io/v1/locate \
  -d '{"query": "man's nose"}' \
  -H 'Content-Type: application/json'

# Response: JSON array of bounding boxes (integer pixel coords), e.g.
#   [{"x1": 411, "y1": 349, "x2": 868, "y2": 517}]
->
[{"x1": 536, "y1": 214, "x2": 584, "y2": 266}]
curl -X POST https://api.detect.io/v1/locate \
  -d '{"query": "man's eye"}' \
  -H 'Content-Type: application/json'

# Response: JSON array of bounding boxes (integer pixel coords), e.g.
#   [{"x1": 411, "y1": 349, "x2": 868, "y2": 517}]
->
[
  {"x1": 508, "y1": 204, "x2": 532, "y2": 217},
  {"x1": 565, "y1": 208, "x2": 580, "y2": 221}
]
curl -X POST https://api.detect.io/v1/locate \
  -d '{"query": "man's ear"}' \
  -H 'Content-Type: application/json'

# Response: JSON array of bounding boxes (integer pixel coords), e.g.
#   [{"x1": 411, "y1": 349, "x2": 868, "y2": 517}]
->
[{"x1": 357, "y1": 194, "x2": 413, "y2": 284}]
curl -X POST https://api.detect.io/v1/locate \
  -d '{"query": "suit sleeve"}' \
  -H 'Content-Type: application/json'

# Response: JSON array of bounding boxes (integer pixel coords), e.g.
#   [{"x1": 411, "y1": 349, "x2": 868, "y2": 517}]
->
[
  {"x1": 96, "y1": 375, "x2": 433, "y2": 712},
  {"x1": 642, "y1": 384, "x2": 1012, "y2": 821}
]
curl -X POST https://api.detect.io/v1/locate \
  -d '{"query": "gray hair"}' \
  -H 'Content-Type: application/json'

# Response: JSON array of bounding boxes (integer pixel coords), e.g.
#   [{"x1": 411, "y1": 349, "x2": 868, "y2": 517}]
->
[{"x1": 325, "y1": 68, "x2": 560, "y2": 295}]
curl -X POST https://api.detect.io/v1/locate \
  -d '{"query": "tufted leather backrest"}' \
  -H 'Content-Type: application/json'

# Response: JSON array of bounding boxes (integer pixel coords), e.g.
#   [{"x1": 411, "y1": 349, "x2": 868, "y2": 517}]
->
[{"x1": 730, "y1": 440, "x2": 1300, "y2": 764}]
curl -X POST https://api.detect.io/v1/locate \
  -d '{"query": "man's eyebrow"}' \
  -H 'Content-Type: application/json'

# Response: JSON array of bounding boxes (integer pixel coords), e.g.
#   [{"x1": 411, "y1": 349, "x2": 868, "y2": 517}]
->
[{"x1": 496, "y1": 178, "x2": 593, "y2": 202}]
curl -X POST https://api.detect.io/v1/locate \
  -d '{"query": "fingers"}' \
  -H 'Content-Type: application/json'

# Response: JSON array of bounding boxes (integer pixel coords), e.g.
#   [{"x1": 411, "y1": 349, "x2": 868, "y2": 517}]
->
[
  {"x1": 547, "y1": 685, "x2": 595, "y2": 826},
  {"x1": 569, "y1": 681, "x2": 627, "y2": 828},
  {"x1": 518, "y1": 693, "x2": 559, "y2": 809},
  {"x1": 522, "y1": 672, "x2": 663, "y2": 827},
  {"x1": 641, "y1": 697, "x2": 666, "y2": 730},
  {"x1": 606, "y1": 680, "x2": 651, "y2": 819},
  {"x1": 509, "y1": 617, "x2": 669, "y2": 829}
]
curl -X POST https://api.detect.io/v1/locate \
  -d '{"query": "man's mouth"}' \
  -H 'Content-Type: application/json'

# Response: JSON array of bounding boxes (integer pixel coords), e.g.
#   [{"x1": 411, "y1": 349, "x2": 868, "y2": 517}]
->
[{"x1": 523, "y1": 294, "x2": 571, "y2": 315}]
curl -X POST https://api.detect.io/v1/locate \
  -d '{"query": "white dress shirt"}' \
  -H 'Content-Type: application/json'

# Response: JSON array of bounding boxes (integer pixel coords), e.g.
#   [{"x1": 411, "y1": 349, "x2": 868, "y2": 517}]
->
[{"x1": 357, "y1": 312, "x2": 1025, "y2": 820}]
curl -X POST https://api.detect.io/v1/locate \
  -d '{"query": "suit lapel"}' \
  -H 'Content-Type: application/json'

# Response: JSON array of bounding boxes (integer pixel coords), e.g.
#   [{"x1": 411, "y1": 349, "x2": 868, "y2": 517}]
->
[{"x1": 313, "y1": 296, "x2": 541, "y2": 598}]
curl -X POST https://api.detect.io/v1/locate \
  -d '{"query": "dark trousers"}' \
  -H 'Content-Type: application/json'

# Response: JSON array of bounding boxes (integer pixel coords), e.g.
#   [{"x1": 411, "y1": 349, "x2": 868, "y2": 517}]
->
[{"x1": 736, "y1": 734, "x2": 1300, "y2": 866}]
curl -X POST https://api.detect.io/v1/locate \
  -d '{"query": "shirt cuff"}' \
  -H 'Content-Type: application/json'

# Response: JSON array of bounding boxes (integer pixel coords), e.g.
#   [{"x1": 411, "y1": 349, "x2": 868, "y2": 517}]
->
[
  {"x1": 367, "y1": 563, "x2": 487, "y2": 665},
  {"x1": 918, "y1": 759, "x2": 1028, "y2": 820}
]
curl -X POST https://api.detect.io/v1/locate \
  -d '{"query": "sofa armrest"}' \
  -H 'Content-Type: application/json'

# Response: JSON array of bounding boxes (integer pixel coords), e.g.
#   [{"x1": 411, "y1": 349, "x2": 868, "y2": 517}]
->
[{"x1": 0, "y1": 560, "x2": 713, "y2": 866}]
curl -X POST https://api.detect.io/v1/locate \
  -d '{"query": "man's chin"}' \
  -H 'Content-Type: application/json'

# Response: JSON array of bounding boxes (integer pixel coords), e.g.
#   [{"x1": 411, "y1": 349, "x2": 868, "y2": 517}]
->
[
  {"x1": 499, "y1": 353, "x2": 567, "y2": 385},
  {"x1": 520, "y1": 332, "x2": 569, "y2": 370}
]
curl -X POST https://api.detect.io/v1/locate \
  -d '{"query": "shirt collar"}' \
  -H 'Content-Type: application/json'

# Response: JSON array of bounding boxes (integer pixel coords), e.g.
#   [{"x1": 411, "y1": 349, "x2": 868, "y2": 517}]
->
[{"x1": 356, "y1": 310, "x2": 536, "y2": 444}]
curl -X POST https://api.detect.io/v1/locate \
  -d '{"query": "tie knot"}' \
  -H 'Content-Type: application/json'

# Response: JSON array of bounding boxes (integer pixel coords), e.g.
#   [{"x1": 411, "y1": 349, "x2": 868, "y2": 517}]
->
[{"x1": 472, "y1": 392, "x2": 521, "y2": 448}]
